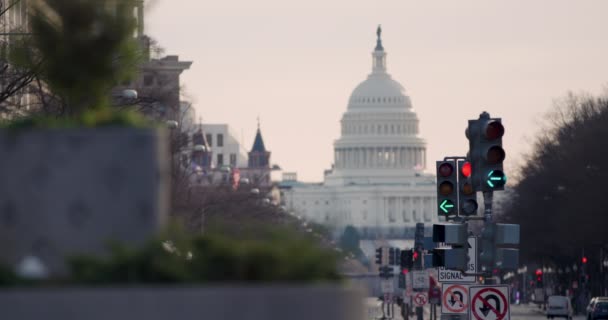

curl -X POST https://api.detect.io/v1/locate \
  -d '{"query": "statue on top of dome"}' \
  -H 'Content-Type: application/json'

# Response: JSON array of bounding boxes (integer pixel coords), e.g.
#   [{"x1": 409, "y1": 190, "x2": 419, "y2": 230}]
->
[{"x1": 375, "y1": 25, "x2": 384, "y2": 51}]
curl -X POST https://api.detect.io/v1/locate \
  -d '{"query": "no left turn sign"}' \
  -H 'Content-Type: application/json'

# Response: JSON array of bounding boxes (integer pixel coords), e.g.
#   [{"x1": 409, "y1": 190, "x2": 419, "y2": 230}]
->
[
  {"x1": 469, "y1": 286, "x2": 510, "y2": 320},
  {"x1": 442, "y1": 283, "x2": 469, "y2": 314},
  {"x1": 414, "y1": 292, "x2": 428, "y2": 307}
]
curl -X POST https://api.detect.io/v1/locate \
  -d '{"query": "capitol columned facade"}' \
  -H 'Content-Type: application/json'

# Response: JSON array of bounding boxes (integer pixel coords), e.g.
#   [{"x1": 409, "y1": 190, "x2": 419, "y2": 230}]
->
[{"x1": 282, "y1": 27, "x2": 438, "y2": 239}]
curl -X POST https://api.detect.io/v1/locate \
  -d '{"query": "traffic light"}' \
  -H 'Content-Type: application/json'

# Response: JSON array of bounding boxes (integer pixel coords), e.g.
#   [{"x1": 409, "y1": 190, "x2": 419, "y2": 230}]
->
[
  {"x1": 400, "y1": 250, "x2": 413, "y2": 269},
  {"x1": 582, "y1": 256, "x2": 588, "y2": 264},
  {"x1": 535, "y1": 269, "x2": 543, "y2": 288},
  {"x1": 431, "y1": 223, "x2": 469, "y2": 270},
  {"x1": 413, "y1": 251, "x2": 420, "y2": 267},
  {"x1": 379, "y1": 265, "x2": 394, "y2": 278},
  {"x1": 466, "y1": 112, "x2": 507, "y2": 192},
  {"x1": 398, "y1": 273, "x2": 406, "y2": 289},
  {"x1": 388, "y1": 248, "x2": 401, "y2": 266},
  {"x1": 375, "y1": 247, "x2": 383, "y2": 265},
  {"x1": 458, "y1": 160, "x2": 478, "y2": 216},
  {"x1": 436, "y1": 160, "x2": 457, "y2": 215}
]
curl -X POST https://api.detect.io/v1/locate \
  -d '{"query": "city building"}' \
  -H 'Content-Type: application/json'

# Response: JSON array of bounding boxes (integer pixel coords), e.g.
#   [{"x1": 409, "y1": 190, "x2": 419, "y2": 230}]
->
[
  {"x1": 111, "y1": 0, "x2": 192, "y2": 123},
  {"x1": 281, "y1": 26, "x2": 437, "y2": 239},
  {"x1": 201, "y1": 124, "x2": 249, "y2": 168}
]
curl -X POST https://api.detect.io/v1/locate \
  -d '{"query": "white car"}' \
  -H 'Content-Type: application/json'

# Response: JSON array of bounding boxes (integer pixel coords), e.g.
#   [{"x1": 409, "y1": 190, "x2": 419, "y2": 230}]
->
[{"x1": 547, "y1": 295, "x2": 573, "y2": 320}]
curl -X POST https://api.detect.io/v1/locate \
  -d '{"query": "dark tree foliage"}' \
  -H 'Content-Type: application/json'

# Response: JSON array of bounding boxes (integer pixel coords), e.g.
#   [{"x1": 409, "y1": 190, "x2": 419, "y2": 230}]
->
[
  {"x1": 0, "y1": 0, "x2": 40, "y2": 117},
  {"x1": 501, "y1": 92, "x2": 608, "y2": 263},
  {"x1": 339, "y1": 226, "x2": 362, "y2": 255},
  {"x1": 14, "y1": 0, "x2": 139, "y2": 115}
]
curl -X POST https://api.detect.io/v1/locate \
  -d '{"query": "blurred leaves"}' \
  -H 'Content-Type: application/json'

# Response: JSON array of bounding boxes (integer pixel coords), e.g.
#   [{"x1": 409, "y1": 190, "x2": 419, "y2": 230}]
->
[
  {"x1": 67, "y1": 225, "x2": 341, "y2": 285},
  {"x1": 1, "y1": 108, "x2": 152, "y2": 129},
  {"x1": 13, "y1": 0, "x2": 140, "y2": 115}
]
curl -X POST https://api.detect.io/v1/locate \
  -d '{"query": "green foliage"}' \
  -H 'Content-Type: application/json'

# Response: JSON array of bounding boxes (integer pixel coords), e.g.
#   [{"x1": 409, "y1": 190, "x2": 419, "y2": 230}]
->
[
  {"x1": 0, "y1": 263, "x2": 20, "y2": 286},
  {"x1": 67, "y1": 226, "x2": 342, "y2": 285},
  {"x1": 14, "y1": 0, "x2": 140, "y2": 115},
  {"x1": 338, "y1": 225, "x2": 365, "y2": 259},
  {"x1": 1, "y1": 108, "x2": 153, "y2": 129}
]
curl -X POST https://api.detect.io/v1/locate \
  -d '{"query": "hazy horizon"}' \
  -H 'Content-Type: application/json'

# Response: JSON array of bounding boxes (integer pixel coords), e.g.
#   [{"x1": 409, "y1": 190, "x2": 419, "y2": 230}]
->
[{"x1": 146, "y1": 0, "x2": 608, "y2": 182}]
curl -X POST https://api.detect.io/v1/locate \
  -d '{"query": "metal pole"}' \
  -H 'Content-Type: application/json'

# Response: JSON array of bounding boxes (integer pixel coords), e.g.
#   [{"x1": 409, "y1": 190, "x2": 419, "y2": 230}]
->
[
  {"x1": 415, "y1": 223, "x2": 424, "y2": 320},
  {"x1": 482, "y1": 191, "x2": 494, "y2": 285}
]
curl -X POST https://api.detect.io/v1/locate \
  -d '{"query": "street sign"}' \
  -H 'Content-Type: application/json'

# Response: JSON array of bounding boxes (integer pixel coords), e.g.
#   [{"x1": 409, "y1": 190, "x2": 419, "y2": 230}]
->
[
  {"x1": 469, "y1": 285, "x2": 510, "y2": 320},
  {"x1": 381, "y1": 279, "x2": 395, "y2": 293},
  {"x1": 442, "y1": 283, "x2": 470, "y2": 315},
  {"x1": 412, "y1": 270, "x2": 430, "y2": 289},
  {"x1": 414, "y1": 292, "x2": 428, "y2": 307},
  {"x1": 439, "y1": 237, "x2": 477, "y2": 283}
]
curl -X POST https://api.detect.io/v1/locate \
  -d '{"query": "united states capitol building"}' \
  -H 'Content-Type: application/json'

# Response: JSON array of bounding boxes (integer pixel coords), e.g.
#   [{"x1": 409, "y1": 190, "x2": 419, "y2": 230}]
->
[{"x1": 281, "y1": 27, "x2": 438, "y2": 239}]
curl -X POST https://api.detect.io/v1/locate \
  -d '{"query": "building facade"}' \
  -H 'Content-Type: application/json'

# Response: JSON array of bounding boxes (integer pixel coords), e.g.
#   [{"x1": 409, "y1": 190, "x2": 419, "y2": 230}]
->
[
  {"x1": 282, "y1": 27, "x2": 437, "y2": 239},
  {"x1": 201, "y1": 124, "x2": 249, "y2": 169}
]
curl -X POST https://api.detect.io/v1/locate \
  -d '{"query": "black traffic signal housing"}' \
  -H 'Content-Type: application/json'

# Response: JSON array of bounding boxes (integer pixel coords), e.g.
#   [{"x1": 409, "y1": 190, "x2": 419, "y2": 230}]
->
[
  {"x1": 379, "y1": 265, "x2": 394, "y2": 279},
  {"x1": 458, "y1": 160, "x2": 478, "y2": 216},
  {"x1": 389, "y1": 247, "x2": 401, "y2": 266},
  {"x1": 375, "y1": 247, "x2": 383, "y2": 265},
  {"x1": 398, "y1": 273, "x2": 406, "y2": 289},
  {"x1": 400, "y1": 250, "x2": 413, "y2": 269},
  {"x1": 436, "y1": 160, "x2": 457, "y2": 216},
  {"x1": 535, "y1": 269, "x2": 543, "y2": 288},
  {"x1": 466, "y1": 112, "x2": 507, "y2": 192}
]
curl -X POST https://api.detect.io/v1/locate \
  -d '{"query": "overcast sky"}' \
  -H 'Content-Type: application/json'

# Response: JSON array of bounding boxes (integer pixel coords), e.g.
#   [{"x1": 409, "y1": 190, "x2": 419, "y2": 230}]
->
[{"x1": 146, "y1": 0, "x2": 608, "y2": 182}]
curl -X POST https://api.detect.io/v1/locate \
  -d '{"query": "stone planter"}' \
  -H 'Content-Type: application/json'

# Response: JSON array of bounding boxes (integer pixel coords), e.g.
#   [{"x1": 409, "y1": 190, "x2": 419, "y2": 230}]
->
[
  {"x1": 0, "y1": 128, "x2": 169, "y2": 275},
  {"x1": 0, "y1": 285, "x2": 365, "y2": 320}
]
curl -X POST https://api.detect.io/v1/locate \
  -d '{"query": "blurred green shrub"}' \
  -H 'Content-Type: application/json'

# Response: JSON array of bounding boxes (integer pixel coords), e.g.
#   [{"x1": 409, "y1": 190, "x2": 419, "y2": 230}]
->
[
  {"x1": 2, "y1": 108, "x2": 152, "y2": 130},
  {"x1": 68, "y1": 227, "x2": 342, "y2": 284}
]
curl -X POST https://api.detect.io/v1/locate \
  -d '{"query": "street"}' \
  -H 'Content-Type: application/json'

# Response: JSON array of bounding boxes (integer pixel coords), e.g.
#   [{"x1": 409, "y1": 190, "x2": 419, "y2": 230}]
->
[{"x1": 365, "y1": 299, "x2": 587, "y2": 320}]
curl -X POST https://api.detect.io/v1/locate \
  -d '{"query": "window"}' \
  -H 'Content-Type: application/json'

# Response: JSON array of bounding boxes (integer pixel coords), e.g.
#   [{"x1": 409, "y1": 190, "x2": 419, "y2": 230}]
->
[
  {"x1": 206, "y1": 134, "x2": 212, "y2": 146},
  {"x1": 217, "y1": 154, "x2": 224, "y2": 166},
  {"x1": 143, "y1": 75, "x2": 154, "y2": 86},
  {"x1": 229, "y1": 153, "x2": 237, "y2": 166},
  {"x1": 217, "y1": 134, "x2": 224, "y2": 147}
]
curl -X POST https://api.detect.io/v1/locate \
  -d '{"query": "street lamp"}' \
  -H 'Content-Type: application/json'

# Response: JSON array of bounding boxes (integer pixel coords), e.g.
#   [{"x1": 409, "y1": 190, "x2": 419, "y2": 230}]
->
[
  {"x1": 166, "y1": 120, "x2": 179, "y2": 129},
  {"x1": 121, "y1": 89, "x2": 138, "y2": 100}
]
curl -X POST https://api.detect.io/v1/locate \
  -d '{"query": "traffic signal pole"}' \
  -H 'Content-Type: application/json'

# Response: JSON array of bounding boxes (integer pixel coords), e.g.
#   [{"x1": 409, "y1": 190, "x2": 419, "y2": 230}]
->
[
  {"x1": 482, "y1": 190, "x2": 495, "y2": 284},
  {"x1": 414, "y1": 223, "x2": 424, "y2": 320}
]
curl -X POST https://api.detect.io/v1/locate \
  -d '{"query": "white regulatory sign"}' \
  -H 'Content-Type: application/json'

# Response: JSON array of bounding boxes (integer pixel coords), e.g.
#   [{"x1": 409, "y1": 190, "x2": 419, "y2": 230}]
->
[
  {"x1": 412, "y1": 270, "x2": 429, "y2": 289},
  {"x1": 381, "y1": 279, "x2": 394, "y2": 293},
  {"x1": 469, "y1": 285, "x2": 510, "y2": 320},
  {"x1": 438, "y1": 236, "x2": 477, "y2": 283}
]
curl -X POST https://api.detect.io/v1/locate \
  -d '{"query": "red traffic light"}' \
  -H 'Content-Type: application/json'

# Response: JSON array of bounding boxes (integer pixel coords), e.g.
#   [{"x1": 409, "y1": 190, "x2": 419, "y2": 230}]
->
[
  {"x1": 438, "y1": 162, "x2": 454, "y2": 177},
  {"x1": 582, "y1": 257, "x2": 588, "y2": 264},
  {"x1": 461, "y1": 162, "x2": 472, "y2": 177},
  {"x1": 485, "y1": 121, "x2": 504, "y2": 140},
  {"x1": 402, "y1": 269, "x2": 409, "y2": 275},
  {"x1": 413, "y1": 251, "x2": 419, "y2": 261},
  {"x1": 535, "y1": 269, "x2": 542, "y2": 276}
]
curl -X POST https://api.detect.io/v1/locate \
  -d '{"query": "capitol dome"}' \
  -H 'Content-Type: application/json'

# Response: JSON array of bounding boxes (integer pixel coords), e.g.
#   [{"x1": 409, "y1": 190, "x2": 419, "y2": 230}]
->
[
  {"x1": 348, "y1": 75, "x2": 413, "y2": 110},
  {"x1": 325, "y1": 25, "x2": 427, "y2": 186}
]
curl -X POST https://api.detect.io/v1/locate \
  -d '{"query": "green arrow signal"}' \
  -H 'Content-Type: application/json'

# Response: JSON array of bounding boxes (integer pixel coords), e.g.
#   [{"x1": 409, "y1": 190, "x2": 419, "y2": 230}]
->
[
  {"x1": 439, "y1": 199, "x2": 455, "y2": 214},
  {"x1": 486, "y1": 170, "x2": 507, "y2": 188}
]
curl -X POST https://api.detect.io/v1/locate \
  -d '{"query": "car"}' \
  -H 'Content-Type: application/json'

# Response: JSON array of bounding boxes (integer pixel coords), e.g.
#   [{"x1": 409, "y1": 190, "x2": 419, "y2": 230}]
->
[
  {"x1": 590, "y1": 300, "x2": 608, "y2": 320},
  {"x1": 588, "y1": 297, "x2": 608, "y2": 320},
  {"x1": 546, "y1": 295, "x2": 573, "y2": 320}
]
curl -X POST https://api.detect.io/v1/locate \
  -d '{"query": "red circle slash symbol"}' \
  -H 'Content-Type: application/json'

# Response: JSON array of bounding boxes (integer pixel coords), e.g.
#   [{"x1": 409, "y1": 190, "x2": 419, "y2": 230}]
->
[
  {"x1": 443, "y1": 285, "x2": 468, "y2": 313},
  {"x1": 414, "y1": 293, "x2": 427, "y2": 306},
  {"x1": 471, "y1": 288, "x2": 508, "y2": 320}
]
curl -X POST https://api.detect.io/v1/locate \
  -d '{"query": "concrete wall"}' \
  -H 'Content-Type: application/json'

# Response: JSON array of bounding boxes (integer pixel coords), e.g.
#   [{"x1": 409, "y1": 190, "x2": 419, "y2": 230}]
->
[
  {"x1": 0, "y1": 128, "x2": 169, "y2": 275},
  {"x1": 0, "y1": 286, "x2": 365, "y2": 320}
]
